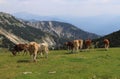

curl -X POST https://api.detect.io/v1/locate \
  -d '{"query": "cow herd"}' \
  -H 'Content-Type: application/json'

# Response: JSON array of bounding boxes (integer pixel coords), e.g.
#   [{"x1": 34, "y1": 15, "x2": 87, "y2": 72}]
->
[
  {"x1": 9, "y1": 39, "x2": 109, "y2": 62},
  {"x1": 65, "y1": 38, "x2": 110, "y2": 53},
  {"x1": 10, "y1": 42, "x2": 49, "y2": 62}
]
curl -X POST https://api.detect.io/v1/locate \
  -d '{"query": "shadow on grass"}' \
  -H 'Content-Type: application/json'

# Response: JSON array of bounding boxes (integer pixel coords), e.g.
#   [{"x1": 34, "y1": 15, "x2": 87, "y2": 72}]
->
[
  {"x1": 65, "y1": 52, "x2": 78, "y2": 55},
  {"x1": 65, "y1": 50, "x2": 87, "y2": 54},
  {"x1": 17, "y1": 59, "x2": 31, "y2": 63},
  {"x1": 96, "y1": 48, "x2": 107, "y2": 51}
]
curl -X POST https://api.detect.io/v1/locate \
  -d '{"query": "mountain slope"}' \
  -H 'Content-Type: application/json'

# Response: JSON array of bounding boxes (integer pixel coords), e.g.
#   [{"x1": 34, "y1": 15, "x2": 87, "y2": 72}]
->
[
  {"x1": 0, "y1": 12, "x2": 56, "y2": 47},
  {"x1": 93, "y1": 30, "x2": 120, "y2": 47},
  {"x1": 0, "y1": 12, "x2": 99, "y2": 48},
  {"x1": 0, "y1": 28, "x2": 28, "y2": 44}
]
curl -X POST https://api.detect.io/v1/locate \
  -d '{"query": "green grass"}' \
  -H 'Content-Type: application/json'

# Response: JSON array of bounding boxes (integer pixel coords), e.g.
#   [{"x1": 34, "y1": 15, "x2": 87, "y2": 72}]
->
[{"x1": 0, "y1": 48, "x2": 120, "y2": 79}]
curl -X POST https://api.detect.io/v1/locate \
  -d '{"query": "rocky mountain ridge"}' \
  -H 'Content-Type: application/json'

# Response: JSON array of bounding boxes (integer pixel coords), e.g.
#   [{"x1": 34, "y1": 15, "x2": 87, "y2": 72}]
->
[{"x1": 0, "y1": 12, "x2": 99, "y2": 48}]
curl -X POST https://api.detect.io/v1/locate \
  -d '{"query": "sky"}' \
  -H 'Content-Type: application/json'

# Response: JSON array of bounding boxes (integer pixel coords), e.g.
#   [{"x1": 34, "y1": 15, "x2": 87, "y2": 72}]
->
[
  {"x1": 0, "y1": 0, "x2": 120, "y2": 35},
  {"x1": 0, "y1": 0, "x2": 120, "y2": 16}
]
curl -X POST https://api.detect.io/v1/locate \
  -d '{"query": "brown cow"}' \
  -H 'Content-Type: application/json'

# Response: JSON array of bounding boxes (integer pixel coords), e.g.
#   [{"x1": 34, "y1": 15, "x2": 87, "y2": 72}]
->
[
  {"x1": 11, "y1": 43, "x2": 28, "y2": 56},
  {"x1": 85, "y1": 39, "x2": 92, "y2": 51},
  {"x1": 103, "y1": 39, "x2": 109, "y2": 50},
  {"x1": 64, "y1": 41, "x2": 74, "y2": 51}
]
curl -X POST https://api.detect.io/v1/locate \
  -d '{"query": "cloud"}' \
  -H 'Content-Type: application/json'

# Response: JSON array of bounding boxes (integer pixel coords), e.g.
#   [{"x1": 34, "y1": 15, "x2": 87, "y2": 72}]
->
[
  {"x1": 0, "y1": 0, "x2": 120, "y2": 17},
  {"x1": 0, "y1": 0, "x2": 3, "y2": 3},
  {"x1": 0, "y1": 0, "x2": 7, "y2": 4}
]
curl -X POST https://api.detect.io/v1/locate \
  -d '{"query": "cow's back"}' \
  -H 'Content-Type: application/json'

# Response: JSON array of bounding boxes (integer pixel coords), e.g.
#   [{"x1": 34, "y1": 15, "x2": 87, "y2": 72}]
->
[{"x1": 104, "y1": 39, "x2": 109, "y2": 45}]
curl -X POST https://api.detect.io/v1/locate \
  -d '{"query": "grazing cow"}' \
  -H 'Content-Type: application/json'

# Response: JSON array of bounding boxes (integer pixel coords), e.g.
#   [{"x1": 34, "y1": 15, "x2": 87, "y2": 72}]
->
[
  {"x1": 85, "y1": 39, "x2": 92, "y2": 51},
  {"x1": 64, "y1": 41, "x2": 74, "y2": 51},
  {"x1": 65, "y1": 39, "x2": 83, "y2": 53},
  {"x1": 38, "y1": 43, "x2": 49, "y2": 58},
  {"x1": 78, "y1": 39, "x2": 83, "y2": 51},
  {"x1": 73, "y1": 40, "x2": 80, "y2": 53},
  {"x1": 11, "y1": 43, "x2": 28, "y2": 56},
  {"x1": 103, "y1": 39, "x2": 109, "y2": 50},
  {"x1": 27, "y1": 42, "x2": 39, "y2": 62},
  {"x1": 27, "y1": 42, "x2": 49, "y2": 62}
]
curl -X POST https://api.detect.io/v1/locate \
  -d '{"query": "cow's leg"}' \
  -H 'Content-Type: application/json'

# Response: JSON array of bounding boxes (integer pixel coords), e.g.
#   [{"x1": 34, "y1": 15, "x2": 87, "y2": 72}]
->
[
  {"x1": 71, "y1": 47, "x2": 74, "y2": 53},
  {"x1": 73, "y1": 47, "x2": 78, "y2": 53},
  {"x1": 17, "y1": 51, "x2": 20, "y2": 55},
  {"x1": 105, "y1": 44, "x2": 109, "y2": 51},
  {"x1": 45, "y1": 49, "x2": 48, "y2": 58},
  {"x1": 12, "y1": 51, "x2": 17, "y2": 56},
  {"x1": 73, "y1": 47, "x2": 77, "y2": 53},
  {"x1": 40, "y1": 52, "x2": 43, "y2": 57},
  {"x1": 45, "y1": 52, "x2": 48, "y2": 58},
  {"x1": 105, "y1": 44, "x2": 107, "y2": 50},
  {"x1": 76, "y1": 47, "x2": 79, "y2": 53},
  {"x1": 86, "y1": 46, "x2": 90, "y2": 52},
  {"x1": 33, "y1": 54, "x2": 36, "y2": 62},
  {"x1": 23, "y1": 50, "x2": 27, "y2": 56},
  {"x1": 79, "y1": 46, "x2": 83, "y2": 52},
  {"x1": 22, "y1": 50, "x2": 25, "y2": 56},
  {"x1": 29, "y1": 52, "x2": 33, "y2": 62},
  {"x1": 33, "y1": 50, "x2": 38, "y2": 62}
]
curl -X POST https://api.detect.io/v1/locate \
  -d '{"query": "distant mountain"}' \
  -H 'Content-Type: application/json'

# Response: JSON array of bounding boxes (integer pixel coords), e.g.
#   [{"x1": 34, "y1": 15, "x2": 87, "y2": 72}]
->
[
  {"x1": 13, "y1": 12, "x2": 120, "y2": 35},
  {"x1": 0, "y1": 12, "x2": 99, "y2": 48},
  {"x1": 13, "y1": 12, "x2": 63, "y2": 21},
  {"x1": 23, "y1": 20, "x2": 99, "y2": 39},
  {"x1": 71, "y1": 15, "x2": 120, "y2": 35}
]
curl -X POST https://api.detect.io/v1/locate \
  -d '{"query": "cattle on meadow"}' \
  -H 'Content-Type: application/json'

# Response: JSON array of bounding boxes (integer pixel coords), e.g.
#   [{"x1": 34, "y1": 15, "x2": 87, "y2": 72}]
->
[
  {"x1": 103, "y1": 39, "x2": 110, "y2": 50},
  {"x1": 65, "y1": 39, "x2": 83, "y2": 53}
]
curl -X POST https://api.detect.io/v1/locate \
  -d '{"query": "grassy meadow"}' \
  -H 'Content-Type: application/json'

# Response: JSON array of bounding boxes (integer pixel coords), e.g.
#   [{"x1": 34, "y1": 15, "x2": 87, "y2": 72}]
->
[{"x1": 0, "y1": 48, "x2": 120, "y2": 79}]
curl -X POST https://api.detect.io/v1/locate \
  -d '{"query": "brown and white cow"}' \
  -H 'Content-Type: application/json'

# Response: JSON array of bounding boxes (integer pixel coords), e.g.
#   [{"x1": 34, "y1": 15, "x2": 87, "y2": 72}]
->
[
  {"x1": 38, "y1": 43, "x2": 49, "y2": 58},
  {"x1": 64, "y1": 41, "x2": 74, "y2": 51},
  {"x1": 27, "y1": 42, "x2": 39, "y2": 62},
  {"x1": 103, "y1": 39, "x2": 109, "y2": 50},
  {"x1": 65, "y1": 39, "x2": 83, "y2": 53},
  {"x1": 27, "y1": 42, "x2": 49, "y2": 62}
]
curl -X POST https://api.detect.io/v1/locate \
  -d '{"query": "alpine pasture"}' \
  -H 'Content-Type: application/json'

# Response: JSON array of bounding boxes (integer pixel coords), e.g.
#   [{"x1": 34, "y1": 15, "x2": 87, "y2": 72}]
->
[{"x1": 0, "y1": 48, "x2": 120, "y2": 79}]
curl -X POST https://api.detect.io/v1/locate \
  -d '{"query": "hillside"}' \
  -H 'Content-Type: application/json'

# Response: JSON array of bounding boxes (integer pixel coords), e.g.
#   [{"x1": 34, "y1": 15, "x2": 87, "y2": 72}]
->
[
  {"x1": 0, "y1": 12, "x2": 99, "y2": 48},
  {"x1": 0, "y1": 12, "x2": 56, "y2": 47},
  {"x1": 93, "y1": 30, "x2": 120, "y2": 47}
]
